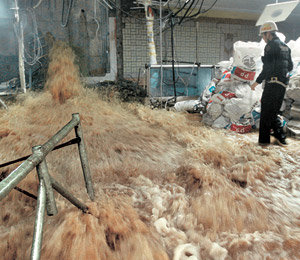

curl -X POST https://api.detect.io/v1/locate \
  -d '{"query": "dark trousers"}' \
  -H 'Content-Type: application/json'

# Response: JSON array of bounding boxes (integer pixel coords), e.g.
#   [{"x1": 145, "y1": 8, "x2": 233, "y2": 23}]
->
[{"x1": 259, "y1": 82, "x2": 286, "y2": 144}]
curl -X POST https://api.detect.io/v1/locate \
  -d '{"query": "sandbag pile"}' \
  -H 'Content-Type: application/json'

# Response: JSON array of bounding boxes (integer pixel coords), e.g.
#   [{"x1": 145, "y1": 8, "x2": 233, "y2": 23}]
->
[
  {"x1": 201, "y1": 34, "x2": 300, "y2": 134},
  {"x1": 201, "y1": 40, "x2": 265, "y2": 133},
  {"x1": 285, "y1": 38, "x2": 300, "y2": 136}
]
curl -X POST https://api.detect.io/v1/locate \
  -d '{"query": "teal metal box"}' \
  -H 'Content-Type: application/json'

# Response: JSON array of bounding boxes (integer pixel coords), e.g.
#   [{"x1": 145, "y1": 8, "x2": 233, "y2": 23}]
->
[{"x1": 147, "y1": 64, "x2": 216, "y2": 98}]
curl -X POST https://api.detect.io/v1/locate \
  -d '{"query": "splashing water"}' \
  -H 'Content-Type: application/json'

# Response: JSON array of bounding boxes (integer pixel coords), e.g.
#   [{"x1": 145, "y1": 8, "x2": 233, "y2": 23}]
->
[{"x1": 0, "y1": 42, "x2": 300, "y2": 260}]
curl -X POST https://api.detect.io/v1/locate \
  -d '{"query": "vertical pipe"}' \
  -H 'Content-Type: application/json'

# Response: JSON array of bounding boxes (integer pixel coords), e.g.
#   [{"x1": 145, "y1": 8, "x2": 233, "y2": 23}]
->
[
  {"x1": 137, "y1": 67, "x2": 141, "y2": 85},
  {"x1": 33, "y1": 146, "x2": 58, "y2": 216},
  {"x1": 105, "y1": 7, "x2": 110, "y2": 72},
  {"x1": 145, "y1": 4, "x2": 157, "y2": 65},
  {"x1": 196, "y1": 21, "x2": 199, "y2": 95},
  {"x1": 72, "y1": 113, "x2": 95, "y2": 201},
  {"x1": 18, "y1": 24, "x2": 26, "y2": 94},
  {"x1": 14, "y1": 0, "x2": 26, "y2": 93},
  {"x1": 116, "y1": 0, "x2": 124, "y2": 80},
  {"x1": 170, "y1": 16, "x2": 177, "y2": 102},
  {"x1": 196, "y1": 21, "x2": 199, "y2": 62},
  {"x1": 30, "y1": 177, "x2": 46, "y2": 260},
  {"x1": 29, "y1": 67, "x2": 32, "y2": 89},
  {"x1": 159, "y1": 0, "x2": 163, "y2": 105}
]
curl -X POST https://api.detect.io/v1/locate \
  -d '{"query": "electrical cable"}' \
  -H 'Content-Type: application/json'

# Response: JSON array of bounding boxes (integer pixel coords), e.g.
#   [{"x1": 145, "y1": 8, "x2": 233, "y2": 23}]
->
[
  {"x1": 167, "y1": 0, "x2": 181, "y2": 12},
  {"x1": 61, "y1": 0, "x2": 73, "y2": 27},
  {"x1": 178, "y1": 0, "x2": 195, "y2": 25},
  {"x1": 173, "y1": 0, "x2": 192, "y2": 17},
  {"x1": 96, "y1": 0, "x2": 112, "y2": 10},
  {"x1": 93, "y1": 0, "x2": 101, "y2": 38},
  {"x1": 33, "y1": 0, "x2": 43, "y2": 9},
  {"x1": 23, "y1": 8, "x2": 43, "y2": 66},
  {"x1": 188, "y1": 0, "x2": 217, "y2": 19},
  {"x1": 158, "y1": 0, "x2": 204, "y2": 33},
  {"x1": 202, "y1": 0, "x2": 218, "y2": 13},
  {"x1": 106, "y1": 0, "x2": 173, "y2": 22},
  {"x1": 13, "y1": 8, "x2": 43, "y2": 66},
  {"x1": 105, "y1": 0, "x2": 150, "y2": 22},
  {"x1": 167, "y1": 0, "x2": 218, "y2": 28},
  {"x1": 163, "y1": 0, "x2": 172, "y2": 7},
  {"x1": 99, "y1": 0, "x2": 113, "y2": 9},
  {"x1": 176, "y1": 61, "x2": 197, "y2": 96},
  {"x1": 163, "y1": 0, "x2": 218, "y2": 30},
  {"x1": 185, "y1": 0, "x2": 201, "y2": 17},
  {"x1": 184, "y1": 0, "x2": 204, "y2": 19}
]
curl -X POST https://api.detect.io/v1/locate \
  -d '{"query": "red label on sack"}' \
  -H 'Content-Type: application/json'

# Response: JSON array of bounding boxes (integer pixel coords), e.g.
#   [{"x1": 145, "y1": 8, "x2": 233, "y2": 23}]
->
[
  {"x1": 232, "y1": 67, "x2": 256, "y2": 81},
  {"x1": 221, "y1": 91, "x2": 236, "y2": 99},
  {"x1": 230, "y1": 124, "x2": 252, "y2": 134}
]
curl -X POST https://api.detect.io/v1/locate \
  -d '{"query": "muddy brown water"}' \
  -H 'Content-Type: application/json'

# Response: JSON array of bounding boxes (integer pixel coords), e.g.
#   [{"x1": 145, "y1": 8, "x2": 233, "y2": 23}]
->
[{"x1": 0, "y1": 42, "x2": 299, "y2": 260}]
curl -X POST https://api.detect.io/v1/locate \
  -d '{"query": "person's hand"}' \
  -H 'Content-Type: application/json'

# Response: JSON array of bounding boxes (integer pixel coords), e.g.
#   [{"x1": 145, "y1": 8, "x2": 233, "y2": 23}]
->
[{"x1": 250, "y1": 82, "x2": 258, "y2": 91}]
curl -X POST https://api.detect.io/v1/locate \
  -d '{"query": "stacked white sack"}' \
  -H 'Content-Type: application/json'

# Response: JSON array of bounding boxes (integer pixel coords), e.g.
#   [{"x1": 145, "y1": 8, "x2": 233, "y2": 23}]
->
[
  {"x1": 175, "y1": 33, "x2": 300, "y2": 133},
  {"x1": 202, "y1": 76, "x2": 263, "y2": 132},
  {"x1": 174, "y1": 100, "x2": 201, "y2": 112},
  {"x1": 231, "y1": 40, "x2": 265, "y2": 83},
  {"x1": 287, "y1": 36, "x2": 300, "y2": 104},
  {"x1": 202, "y1": 34, "x2": 300, "y2": 133},
  {"x1": 201, "y1": 40, "x2": 265, "y2": 133},
  {"x1": 285, "y1": 36, "x2": 300, "y2": 134}
]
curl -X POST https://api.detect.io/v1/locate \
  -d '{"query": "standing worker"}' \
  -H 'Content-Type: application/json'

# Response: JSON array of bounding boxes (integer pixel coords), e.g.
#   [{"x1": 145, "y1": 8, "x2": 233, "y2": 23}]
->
[{"x1": 250, "y1": 21, "x2": 293, "y2": 146}]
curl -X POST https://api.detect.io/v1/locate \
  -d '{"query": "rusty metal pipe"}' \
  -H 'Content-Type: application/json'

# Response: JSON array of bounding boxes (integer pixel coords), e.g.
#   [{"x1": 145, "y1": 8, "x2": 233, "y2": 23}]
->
[
  {"x1": 33, "y1": 146, "x2": 58, "y2": 216},
  {"x1": 49, "y1": 175, "x2": 88, "y2": 213},
  {"x1": 30, "y1": 178, "x2": 46, "y2": 260},
  {"x1": 0, "y1": 151, "x2": 43, "y2": 201},
  {"x1": 73, "y1": 113, "x2": 95, "y2": 201},
  {"x1": 40, "y1": 114, "x2": 80, "y2": 155},
  {"x1": 0, "y1": 115, "x2": 79, "y2": 201},
  {"x1": 0, "y1": 137, "x2": 80, "y2": 169}
]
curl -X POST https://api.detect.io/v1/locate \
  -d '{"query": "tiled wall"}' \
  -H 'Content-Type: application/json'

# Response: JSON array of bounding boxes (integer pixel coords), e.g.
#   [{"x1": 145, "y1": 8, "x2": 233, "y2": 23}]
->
[{"x1": 123, "y1": 17, "x2": 260, "y2": 78}]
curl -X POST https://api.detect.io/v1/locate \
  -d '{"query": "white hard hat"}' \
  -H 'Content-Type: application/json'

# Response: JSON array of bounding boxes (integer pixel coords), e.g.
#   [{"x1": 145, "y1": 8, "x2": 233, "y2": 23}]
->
[{"x1": 259, "y1": 21, "x2": 278, "y2": 36}]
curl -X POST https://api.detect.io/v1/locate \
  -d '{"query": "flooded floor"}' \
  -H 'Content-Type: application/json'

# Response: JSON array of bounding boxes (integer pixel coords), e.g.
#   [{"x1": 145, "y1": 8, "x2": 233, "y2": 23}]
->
[{"x1": 0, "y1": 43, "x2": 299, "y2": 260}]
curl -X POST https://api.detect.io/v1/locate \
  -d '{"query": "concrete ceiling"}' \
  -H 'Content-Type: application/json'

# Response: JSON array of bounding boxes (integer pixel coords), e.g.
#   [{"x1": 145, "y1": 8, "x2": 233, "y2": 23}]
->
[{"x1": 172, "y1": 0, "x2": 300, "y2": 23}]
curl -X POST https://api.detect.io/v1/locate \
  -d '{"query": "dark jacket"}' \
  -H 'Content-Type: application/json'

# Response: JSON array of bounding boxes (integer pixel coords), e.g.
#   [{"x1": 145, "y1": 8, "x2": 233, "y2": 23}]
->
[{"x1": 256, "y1": 36, "x2": 293, "y2": 85}]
